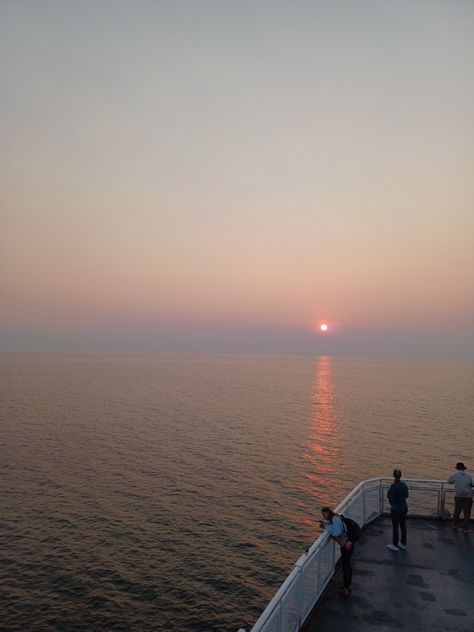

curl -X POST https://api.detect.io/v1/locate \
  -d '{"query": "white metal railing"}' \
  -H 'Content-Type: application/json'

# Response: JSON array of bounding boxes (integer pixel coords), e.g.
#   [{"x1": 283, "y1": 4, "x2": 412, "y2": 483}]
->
[{"x1": 238, "y1": 477, "x2": 456, "y2": 632}]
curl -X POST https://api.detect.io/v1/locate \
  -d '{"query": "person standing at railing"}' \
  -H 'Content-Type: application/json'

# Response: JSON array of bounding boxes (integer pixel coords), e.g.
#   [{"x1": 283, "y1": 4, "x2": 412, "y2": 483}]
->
[
  {"x1": 386, "y1": 469, "x2": 409, "y2": 552},
  {"x1": 447, "y1": 462, "x2": 473, "y2": 533},
  {"x1": 319, "y1": 507, "x2": 353, "y2": 597}
]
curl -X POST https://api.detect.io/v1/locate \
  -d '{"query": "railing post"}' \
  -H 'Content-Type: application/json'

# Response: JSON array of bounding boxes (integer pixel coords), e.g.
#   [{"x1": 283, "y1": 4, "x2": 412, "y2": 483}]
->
[
  {"x1": 317, "y1": 548, "x2": 321, "y2": 596},
  {"x1": 362, "y1": 484, "x2": 367, "y2": 525},
  {"x1": 295, "y1": 566, "x2": 302, "y2": 631},
  {"x1": 440, "y1": 483, "x2": 446, "y2": 519}
]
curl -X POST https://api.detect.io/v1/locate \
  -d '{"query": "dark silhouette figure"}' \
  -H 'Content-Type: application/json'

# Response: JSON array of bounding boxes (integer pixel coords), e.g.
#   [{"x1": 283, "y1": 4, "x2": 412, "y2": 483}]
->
[{"x1": 387, "y1": 469, "x2": 409, "y2": 552}]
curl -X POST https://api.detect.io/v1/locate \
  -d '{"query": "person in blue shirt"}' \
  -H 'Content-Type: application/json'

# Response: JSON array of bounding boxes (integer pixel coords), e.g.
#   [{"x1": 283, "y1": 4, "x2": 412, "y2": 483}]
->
[
  {"x1": 387, "y1": 468, "x2": 409, "y2": 551},
  {"x1": 320, "y1": 506, "x2": 353, "y2": 596}
]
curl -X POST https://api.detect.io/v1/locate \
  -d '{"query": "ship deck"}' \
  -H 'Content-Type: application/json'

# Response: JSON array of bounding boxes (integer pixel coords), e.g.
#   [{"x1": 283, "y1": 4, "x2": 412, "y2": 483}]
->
[{"x1": 302, "y1": 515, "x2": 474, "y2": 632}]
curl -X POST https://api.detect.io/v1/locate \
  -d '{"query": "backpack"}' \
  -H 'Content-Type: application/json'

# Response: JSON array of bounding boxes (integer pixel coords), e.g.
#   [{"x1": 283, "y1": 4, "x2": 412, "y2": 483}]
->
[{"x1": 341, "y1": 515, "x2": 360, "y2": 542}]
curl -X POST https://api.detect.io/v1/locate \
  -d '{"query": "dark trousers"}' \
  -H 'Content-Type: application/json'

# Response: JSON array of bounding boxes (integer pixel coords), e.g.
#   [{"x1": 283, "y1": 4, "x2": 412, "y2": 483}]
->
[
  {"x1": 391, "y1": 509, "x2": 407, "y2": 547},
  {"x1": 453, "y1": 496, "x2": 473, "y2": 529},
  {"x1": 340, "y1": 546, "x2": 353, "y2": 588}
]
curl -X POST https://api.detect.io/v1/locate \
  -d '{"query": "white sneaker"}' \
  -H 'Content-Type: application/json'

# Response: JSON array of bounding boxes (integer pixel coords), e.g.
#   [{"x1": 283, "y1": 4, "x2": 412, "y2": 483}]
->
[
  {"x1": 387, "y1": 544, "x2": 399, "y2": 551},
  {"x1": 398, "y1": 543, "x2": 407, "y2": 550}
]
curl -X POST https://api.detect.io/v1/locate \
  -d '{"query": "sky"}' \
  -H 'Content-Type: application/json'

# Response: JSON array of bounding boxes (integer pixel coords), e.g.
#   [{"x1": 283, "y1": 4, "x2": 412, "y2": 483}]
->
[{"x1": 1, "y1": 1, "x2": 473, "y2": 358}]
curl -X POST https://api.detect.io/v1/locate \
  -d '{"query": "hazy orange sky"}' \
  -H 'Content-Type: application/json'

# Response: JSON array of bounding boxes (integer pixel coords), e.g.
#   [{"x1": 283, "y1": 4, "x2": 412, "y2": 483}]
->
[{"x1": 1, "y1": 2, "x2": 473, "y2": 358}]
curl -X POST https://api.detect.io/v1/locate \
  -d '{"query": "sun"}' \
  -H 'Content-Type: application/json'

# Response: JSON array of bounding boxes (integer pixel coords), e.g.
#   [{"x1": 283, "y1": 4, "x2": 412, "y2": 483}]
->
[{"x1": 320, "y1": 323, "x2": 328, "y2": 332}]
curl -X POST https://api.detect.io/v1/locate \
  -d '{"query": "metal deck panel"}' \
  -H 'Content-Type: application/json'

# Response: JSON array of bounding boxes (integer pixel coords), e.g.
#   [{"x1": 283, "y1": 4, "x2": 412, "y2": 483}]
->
[{"x1": 303, "y1": 516, "x2": 474, "y2": 631}]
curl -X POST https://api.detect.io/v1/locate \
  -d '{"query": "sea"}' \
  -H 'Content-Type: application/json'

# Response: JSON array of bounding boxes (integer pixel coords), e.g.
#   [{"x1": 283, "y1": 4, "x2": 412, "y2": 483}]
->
[{"x1": 1, "y1": 353, "x2": 473, "y2": 631}]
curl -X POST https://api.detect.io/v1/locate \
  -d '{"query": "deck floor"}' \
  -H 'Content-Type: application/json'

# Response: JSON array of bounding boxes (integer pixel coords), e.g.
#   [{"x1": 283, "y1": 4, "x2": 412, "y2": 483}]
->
[{"x1": 303, "y1": 516, "x2": 474, "y2": 632}]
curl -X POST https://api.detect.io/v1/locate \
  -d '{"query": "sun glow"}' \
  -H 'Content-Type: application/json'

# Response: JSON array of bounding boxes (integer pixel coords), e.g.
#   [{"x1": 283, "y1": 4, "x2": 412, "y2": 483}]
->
[{"x1": 320, "y1": 323, "x2": 328, "y2": 332}]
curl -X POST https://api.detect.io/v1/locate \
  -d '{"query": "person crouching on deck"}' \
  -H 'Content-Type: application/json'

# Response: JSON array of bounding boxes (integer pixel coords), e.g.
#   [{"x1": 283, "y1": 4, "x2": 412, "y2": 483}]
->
[{"x1": 319, "y1": 506, "x2": 353, "y2": 596}]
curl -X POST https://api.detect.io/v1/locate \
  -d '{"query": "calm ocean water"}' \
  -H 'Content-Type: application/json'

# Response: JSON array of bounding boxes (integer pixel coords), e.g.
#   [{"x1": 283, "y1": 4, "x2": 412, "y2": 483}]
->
[{"x1": 1, "y1": 353, "x2": 473, "y2": 631}]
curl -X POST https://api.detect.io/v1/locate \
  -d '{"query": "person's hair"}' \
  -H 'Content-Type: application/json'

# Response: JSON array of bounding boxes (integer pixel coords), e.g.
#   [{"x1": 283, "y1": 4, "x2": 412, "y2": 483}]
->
[
  {"x1": 393, "y1": 468, "x2": 402, "y2": 482},
  {"x1": 321, "y1": 506, "x2": 335, "y2": 521}
]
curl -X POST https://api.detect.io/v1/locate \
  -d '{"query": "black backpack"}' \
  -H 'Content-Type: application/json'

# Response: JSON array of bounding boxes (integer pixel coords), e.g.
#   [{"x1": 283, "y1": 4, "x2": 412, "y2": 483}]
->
[{"x1": 341, "y1": 515, "x2": 361, "y2": 542}]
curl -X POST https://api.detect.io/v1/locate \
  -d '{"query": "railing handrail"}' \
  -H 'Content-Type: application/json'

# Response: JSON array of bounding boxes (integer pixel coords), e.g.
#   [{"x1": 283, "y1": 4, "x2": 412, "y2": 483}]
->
[{"x1": 240, "y1": 475, "x2": 454, "y2": 632}]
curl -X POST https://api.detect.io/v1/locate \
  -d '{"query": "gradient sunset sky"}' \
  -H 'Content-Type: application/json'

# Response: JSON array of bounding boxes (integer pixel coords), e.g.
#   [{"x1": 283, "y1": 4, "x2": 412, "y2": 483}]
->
[{"x1": 1, "y1": 1, "x2": 473, "y2": 358}]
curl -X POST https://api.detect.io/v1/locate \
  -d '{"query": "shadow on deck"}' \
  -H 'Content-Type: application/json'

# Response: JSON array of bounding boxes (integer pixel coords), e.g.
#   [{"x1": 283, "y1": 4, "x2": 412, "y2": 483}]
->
[{"x1": 303, "y1": 516, "x2": 474, "y2": 632}]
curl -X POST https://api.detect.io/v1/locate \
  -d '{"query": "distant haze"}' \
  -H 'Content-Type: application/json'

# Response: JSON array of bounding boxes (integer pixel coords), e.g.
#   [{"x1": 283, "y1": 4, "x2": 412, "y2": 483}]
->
[{"x1": 1, "y1": 1, "x2": 473, "y2": 359}]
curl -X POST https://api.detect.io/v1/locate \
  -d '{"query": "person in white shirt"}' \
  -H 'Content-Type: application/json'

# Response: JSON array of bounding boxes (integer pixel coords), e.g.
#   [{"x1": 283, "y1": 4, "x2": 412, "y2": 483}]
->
[{"x1": 447, "y1": 462, "x2": 473, "y2": 532}]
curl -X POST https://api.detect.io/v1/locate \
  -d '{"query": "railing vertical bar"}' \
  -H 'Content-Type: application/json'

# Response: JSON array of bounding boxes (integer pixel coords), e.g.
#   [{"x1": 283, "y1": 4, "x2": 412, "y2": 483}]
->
[
  {"x1": 297, "y1": 567, "x2": 303, "y2": 632},
  {"x1": 362, "y1": 484, "x2": 367, "y2": 525}
]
